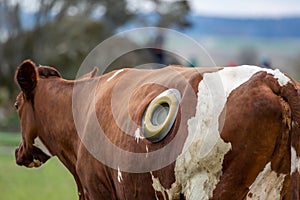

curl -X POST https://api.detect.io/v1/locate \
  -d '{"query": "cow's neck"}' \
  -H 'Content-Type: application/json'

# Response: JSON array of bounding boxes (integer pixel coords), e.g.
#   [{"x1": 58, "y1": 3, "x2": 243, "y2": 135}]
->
[{"x1": 34, "y1": 78, "x2": 79, "y2": 172}]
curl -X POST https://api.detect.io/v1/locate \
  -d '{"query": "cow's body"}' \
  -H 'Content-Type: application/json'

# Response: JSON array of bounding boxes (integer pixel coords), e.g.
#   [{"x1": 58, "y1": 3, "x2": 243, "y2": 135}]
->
[{"x1": 14, "y1": 60, "x2": 300, "y2": 200}]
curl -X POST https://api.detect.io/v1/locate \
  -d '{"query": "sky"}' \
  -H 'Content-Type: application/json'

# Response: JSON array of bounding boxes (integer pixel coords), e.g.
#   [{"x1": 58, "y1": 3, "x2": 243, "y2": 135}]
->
[
  {"x1": 189, "y1": 0, "x2": 300, "y2": 18},
  {"x1": 13, "y1": 0, "x2": 300, "y2": 18}
]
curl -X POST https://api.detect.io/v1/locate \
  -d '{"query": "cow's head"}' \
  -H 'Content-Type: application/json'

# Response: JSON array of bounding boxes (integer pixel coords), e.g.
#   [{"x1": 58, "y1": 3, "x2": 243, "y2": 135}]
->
[{"x1": 14, "y1": 60, "x2": 56, "y2": 167}]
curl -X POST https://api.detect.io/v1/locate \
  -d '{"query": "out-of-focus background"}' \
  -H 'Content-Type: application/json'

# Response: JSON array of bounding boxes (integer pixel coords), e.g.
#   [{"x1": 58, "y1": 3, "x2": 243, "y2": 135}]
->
[{"x1": 1, "y1": 0, "x2": 300, "y2": 199}]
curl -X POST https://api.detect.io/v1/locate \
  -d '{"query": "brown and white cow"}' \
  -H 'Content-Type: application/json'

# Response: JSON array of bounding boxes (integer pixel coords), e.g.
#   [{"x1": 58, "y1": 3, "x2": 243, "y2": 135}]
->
[{"x1": 14, "y1": 59, "x2": 300, "y2": 200}]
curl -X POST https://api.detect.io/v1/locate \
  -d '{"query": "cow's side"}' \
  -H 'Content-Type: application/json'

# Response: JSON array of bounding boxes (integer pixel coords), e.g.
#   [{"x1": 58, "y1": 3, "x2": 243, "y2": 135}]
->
[{"x1": 14, "y1": 60, "x2": 300, "y2": 200}]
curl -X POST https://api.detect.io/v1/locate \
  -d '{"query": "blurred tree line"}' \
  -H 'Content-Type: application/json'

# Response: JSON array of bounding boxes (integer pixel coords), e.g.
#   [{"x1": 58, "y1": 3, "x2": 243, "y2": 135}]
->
[{"x1": 0, "y1": 0, "x2": 191, "y2": 131}]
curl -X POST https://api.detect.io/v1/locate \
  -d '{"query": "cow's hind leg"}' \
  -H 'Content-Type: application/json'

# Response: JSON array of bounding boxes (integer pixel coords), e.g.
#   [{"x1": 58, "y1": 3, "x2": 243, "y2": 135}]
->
[{"x1": 213, "y1": 73, "x2": 290, "y2": 200}]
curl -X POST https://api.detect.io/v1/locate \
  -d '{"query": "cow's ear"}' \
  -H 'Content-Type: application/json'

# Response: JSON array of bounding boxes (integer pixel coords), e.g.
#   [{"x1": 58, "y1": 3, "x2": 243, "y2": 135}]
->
[{"x1": 16, "y1": 60, "x2": 38, "y2": 100}]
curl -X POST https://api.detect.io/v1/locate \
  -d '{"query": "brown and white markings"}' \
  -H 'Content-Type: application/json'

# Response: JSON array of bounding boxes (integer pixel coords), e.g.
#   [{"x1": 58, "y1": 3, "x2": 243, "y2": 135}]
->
[{"x1": 14, "y1": 60, "x2": 300, "y2": 200}]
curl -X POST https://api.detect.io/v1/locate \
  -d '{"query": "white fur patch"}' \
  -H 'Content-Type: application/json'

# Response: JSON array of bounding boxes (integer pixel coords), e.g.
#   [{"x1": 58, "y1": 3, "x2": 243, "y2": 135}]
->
[
  {"x1": 292, "y1": 121, "x2": 298, "y2": 129},
  {"x1": 173, "y1": 69, "x2": 233, "y2": 199},
  {"x1": 117, "y1": 166, "x2": 123, "y2": 183},
  {"x1": 247, "y1": 162, "x2": 286, "y2": 200},
  {"x1": 219, "y1": 65, "x2": 290, "y2": 97},
  {"x1": 291, "y1": 147, "x2": 300, "y2": 174},
  {"x1": 134, "y1": 128, "x2": 144, "y2": 143},
  {"x1": 146, "y1": 145, "x2": 149, "y2": 158},
  {"x1": 150, "y1": 172, "x2": 167, "y2": 200},
  {"x1": 272, "y1": 69, "x2": 290, "y2": 86},
  {"x1": 219, "y1": 65, "x2": 263, "y2": 97},
  {"x1": 150, "y1": 172, "x2": 180, "y2": 200},
  {"x1": 107, "y1": 69, "x2": 124, "y2": 82},
  {"x1": 34, "y1": 137, "x2": 52, "y2": 157}
]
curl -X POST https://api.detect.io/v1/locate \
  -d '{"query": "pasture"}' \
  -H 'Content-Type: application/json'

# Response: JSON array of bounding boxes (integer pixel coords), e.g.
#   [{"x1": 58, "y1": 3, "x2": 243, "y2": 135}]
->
[{"x1": 0, "y1": 132, "x2": 77, "y2": 200}]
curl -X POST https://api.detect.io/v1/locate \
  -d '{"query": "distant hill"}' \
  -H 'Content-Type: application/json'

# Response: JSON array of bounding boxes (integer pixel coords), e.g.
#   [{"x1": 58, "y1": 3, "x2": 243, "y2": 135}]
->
[
  {"x1": 8, "y1": 11, "x2": 300, "y2": 39},
  {"x1": 184, "y1": 15, "x2": 300, "y2": 38}
]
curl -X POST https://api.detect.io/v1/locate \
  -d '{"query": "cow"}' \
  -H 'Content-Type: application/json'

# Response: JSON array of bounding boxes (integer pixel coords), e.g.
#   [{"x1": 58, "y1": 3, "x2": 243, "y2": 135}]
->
[{"x1": 14, "y1": 59, "x2": 300, "y2": 200}]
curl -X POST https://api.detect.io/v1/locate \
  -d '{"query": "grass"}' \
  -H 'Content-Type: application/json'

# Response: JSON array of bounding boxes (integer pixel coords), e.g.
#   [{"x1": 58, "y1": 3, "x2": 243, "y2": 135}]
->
[
  {"x1": 0, "y1": 132, "x2": 20, "y2": 146},
  {"x1": 0, "y1": 132, "x2": 77, "y2": 200}
]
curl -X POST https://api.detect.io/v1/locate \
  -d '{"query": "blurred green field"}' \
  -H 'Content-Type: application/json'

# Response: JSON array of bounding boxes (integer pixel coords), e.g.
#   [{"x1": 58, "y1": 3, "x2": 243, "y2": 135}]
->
[
  {"x1": 0, "y1": 132, "x2": 77, "y2": 200},
  {"x1": 0, "y1": 132, "x2": 20, "y2": 146}
]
